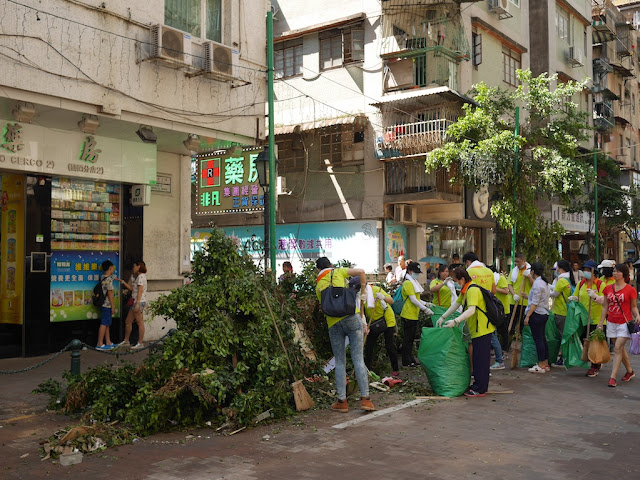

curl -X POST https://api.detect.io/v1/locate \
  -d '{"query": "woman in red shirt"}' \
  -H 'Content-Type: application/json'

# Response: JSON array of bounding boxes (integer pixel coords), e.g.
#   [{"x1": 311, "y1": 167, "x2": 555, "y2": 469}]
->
[{"x1": 597, "y1": 263, "x2": 639, "y2": 387}]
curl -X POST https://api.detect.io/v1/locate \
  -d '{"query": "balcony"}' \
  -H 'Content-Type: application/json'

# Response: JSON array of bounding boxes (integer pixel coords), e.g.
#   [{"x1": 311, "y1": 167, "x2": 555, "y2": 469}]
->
[
  {"x1": 594, "y1": 101, "x2": 615, "y2": 131},
  {"x1": 384, "y1": 160, "x2": 462, "y2": 200},
  {"x1": 377, "y1": 119, "x2": 452, "y2": 159},
  {"x1": 614, "y1": 101, "x2": 631, "y2": 126}
]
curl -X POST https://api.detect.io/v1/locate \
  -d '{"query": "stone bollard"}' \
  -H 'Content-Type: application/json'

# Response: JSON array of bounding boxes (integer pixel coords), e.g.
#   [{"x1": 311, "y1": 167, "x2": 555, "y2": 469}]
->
[{"x1": 70, "y1": 339, "x2": 82, "y2": 376}]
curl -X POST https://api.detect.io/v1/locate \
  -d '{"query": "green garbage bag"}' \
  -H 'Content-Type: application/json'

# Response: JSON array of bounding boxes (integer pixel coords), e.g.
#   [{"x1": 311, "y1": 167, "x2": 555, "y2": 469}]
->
[
  {"x1": 545, "y1": 312, "x2": 561, "y2": 364},
  {"x1": 519, "y1": 326, "x2": 538, "y2": 368},
  {"x1": 430, "y1": 305, "x2": 460, "y2": 324},
  {"x1": 417, "y1": 325, "x2": 470, "y2": 397},
  {"x1": 561, "y1": 302, "x2": 590, "y2": 369}
]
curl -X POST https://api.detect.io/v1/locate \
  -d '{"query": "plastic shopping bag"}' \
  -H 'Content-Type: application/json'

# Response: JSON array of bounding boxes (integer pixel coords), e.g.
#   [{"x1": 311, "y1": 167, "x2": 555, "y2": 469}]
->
[{"x1": 629, "y1": 331, "x2": 640, "y2": 355}]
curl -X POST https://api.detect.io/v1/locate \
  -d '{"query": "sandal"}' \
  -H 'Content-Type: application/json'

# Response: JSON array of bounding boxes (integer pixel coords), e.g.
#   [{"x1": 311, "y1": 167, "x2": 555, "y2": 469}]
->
[{"x1": 528, "y1": 365, "x2": 546, "y2": 373}]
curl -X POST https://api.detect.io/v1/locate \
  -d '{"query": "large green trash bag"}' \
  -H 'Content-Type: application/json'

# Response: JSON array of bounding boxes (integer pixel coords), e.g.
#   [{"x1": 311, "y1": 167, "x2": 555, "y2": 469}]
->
[
  {"x1": 545, "y1": 312, "x2": 561, "y2": 364},
  {"x1": 417, "y1": 324, "x2": 470, "y2": 397},
  {"x1": 561, "y1": 302, "x2": 590, "y2": 369},
  {"x1": 430, "y1": 305, "x2": 460, "y2": 324},
  {"x1": 519, "y1": 326, "x2": 539, "y2": 367}
]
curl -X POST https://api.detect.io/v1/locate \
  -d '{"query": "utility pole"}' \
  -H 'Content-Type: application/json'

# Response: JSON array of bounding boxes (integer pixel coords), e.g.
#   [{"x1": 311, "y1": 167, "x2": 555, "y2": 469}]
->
[
  {"x1": 511, "y1": 107, "x2": 520, "y2": 270},
  {"x1": 594, "y1": 144, "x2": 600, "y2": 264},
  {"x1": 267, "y1": 10, "x2": 277, "y2": 275}
]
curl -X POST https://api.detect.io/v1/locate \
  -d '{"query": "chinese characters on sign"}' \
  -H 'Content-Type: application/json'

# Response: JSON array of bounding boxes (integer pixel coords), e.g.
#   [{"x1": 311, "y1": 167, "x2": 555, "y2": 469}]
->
[
  {"x1": 194, "y1": 147, "x2": 265, "y2": 215},
  {"x1": 1, "y1": 123, "x2": 23, "y2": 152},
  {"x1": 79, "y1": 136, "x2": 101, "y2": 163}
]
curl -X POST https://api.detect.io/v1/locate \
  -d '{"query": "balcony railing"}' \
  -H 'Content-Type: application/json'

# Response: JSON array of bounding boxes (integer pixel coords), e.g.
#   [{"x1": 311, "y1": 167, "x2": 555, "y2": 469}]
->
[
  {"x1": 384, "y1": 160, "x2": 461, "y2": 196},
  {"x1": 377, "y1": 119, "x2": 452, "y2": 159},
  {"x1": 594, "y1": 101, "x2": 615, "y2": 131}
]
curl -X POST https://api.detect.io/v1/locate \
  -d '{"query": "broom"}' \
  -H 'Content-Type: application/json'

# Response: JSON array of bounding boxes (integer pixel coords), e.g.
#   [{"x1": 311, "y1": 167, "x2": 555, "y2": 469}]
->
[
  {"x1": 263, "y1": 291, "x2": 314, "y2": 412},
  {"x1": 509, "y1": 283, "x2": 526, "y2": 369},
  {"x1": 581, "y1": 299, "x2": 592, "y2": 363}
]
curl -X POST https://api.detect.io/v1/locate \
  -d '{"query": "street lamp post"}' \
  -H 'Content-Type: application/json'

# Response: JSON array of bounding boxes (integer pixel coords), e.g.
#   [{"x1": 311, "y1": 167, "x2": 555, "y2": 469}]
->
[{"x1": 255, "y1": 147, "x2": 277, "y2": 273}]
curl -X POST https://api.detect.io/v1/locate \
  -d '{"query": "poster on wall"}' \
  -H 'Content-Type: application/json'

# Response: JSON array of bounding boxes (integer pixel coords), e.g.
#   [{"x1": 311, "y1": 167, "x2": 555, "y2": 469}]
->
[
  {"x1": 0, "y1": 174, "x2": 25, "y2": 325},
  {"x1": 50, "y1": 251, "x2": 120, "y2": 323},
  {"x1": 384, "y1": 221, "x2": 407, "y2": 264},
  {"x1": 191, "y1": 220, "x2": 380, "y2": 273}
]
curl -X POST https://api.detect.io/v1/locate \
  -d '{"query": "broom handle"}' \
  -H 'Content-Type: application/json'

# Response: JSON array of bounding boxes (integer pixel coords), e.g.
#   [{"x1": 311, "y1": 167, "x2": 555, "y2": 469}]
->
[
  {"x1": 263, "y1": 290, "x2": 296, "y2": 379},
  {"x1": 586, "y1": 298, "x2": 592, "y2": 337},
  {"x1": 508, "y1": 281, "x2": 526, "y2": 332}
]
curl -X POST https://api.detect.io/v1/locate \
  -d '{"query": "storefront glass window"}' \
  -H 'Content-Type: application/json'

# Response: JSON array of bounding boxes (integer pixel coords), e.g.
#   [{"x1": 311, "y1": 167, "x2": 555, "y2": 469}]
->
[{"x1": 426, "y1": 225, "x2": 481, "y2": 264}]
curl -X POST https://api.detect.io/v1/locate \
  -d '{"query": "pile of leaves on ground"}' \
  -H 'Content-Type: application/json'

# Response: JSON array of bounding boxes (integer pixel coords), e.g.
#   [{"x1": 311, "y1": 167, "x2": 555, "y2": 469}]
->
[
  {"x1": 41, "y1": 422, "x2": 136, "y2": 460},
  {"x1": 35, "y1": 229, "x2": 323, "y2": 438}
]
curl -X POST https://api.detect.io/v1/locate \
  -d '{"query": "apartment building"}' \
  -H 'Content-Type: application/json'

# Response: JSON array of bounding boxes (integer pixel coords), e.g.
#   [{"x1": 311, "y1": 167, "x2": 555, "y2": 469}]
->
[{"x1": 0, "y1": 0, "x2": 267, "y2": 356}]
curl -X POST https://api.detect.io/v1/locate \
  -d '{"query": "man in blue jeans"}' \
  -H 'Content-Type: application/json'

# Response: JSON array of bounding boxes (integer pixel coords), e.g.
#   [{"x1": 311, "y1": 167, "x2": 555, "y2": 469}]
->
[
  {"x1": 316, "y1": 257, "x2": 375, "y2": 413},
  {"x1": 490, "y1": 331, "x2": 505, "y2": 370}
]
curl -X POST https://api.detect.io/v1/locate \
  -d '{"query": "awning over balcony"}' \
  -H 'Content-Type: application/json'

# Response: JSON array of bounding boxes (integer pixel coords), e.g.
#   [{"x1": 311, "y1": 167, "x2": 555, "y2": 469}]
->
[
  {"x1": 274, "y1": 115, "x2": 366, "y2": 136},
  {"x1": 592, "y1": 20, "x2": 616, "y2": 44},
  {"x1": 370, "y1": 86, "x2": 474, "y2": 110}
]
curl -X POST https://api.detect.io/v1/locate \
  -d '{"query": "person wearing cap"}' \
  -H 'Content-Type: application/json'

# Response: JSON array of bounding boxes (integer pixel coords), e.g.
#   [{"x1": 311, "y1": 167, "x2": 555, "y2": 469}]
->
[
  {"x1": 598, "y1": 259, "x2": 616, "y2": 286},
  {"x1": 507, "y1": 252, "x2": 534, "y2": 336},
  {"x1": 549, "y1": 260, "x2": 575, "y2": 366},
  {"x1": 400, "y1": 261, "x2": 434, "y2": 367},
  {"x1": 569, "y1": 260, "x2": 607, "y2": 377}
]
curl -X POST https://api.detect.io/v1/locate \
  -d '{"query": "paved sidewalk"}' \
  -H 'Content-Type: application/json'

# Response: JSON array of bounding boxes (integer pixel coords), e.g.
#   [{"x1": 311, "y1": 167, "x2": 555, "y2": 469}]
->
[{"x1": 1, "y1": 352, "x2": 639, "y2": 479}]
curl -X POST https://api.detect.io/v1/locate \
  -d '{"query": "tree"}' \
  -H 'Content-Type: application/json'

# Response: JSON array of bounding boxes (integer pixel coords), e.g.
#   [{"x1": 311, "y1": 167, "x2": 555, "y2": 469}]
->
[{"x1": 426, "y1": 70, "x2": 595, "y2": 261}]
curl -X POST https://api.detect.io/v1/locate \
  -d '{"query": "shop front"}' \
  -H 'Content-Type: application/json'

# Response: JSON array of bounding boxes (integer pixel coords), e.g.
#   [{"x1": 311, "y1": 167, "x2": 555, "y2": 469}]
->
[
  {"x1": 0, "y1": 119, "x2": 156, "y2": 357},
  {"x1": 543, "y1": 203, "x2": 593, "y2": 263}
]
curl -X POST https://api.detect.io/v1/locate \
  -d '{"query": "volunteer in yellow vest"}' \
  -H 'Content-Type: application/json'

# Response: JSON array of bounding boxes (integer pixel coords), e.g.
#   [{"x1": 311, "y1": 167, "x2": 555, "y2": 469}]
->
[
  {"x1": 568, "y1": 259, "x2": 607, "y2": 377},
  {"x1": 400, "y1": 262, "x2": 434, "y2": 368},
  {"x1": 315, "y1": 257, "x2": 375, "y2": 413},
  {"x1": 490, "y1": 269, "x2": 511, "y2": 369},
  {"x1": 363, "y1": 285, "x2": 399, "y2": 376},
  {"x1": 430, "y1": 265, "x2": 454, "y2": 308},
  {"x1": 463, "y1": 251, "x2": 496, "y2": 293},
  {"x1": 598, "y1": 259, "x2": 616, "y2": 285},
  {"x1": 507, "y1": 252, "x2": 534, "y2": 335},
  {"x1": 437, "y1": 266, "x2": 495, "y2": 397}
]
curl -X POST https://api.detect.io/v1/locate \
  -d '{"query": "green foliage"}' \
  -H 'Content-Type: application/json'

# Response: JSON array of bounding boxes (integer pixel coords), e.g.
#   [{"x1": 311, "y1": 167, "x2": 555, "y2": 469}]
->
[
  {"x1": 426, "y1": 70, "x2": 595, "y2": 254},
  {"x1": 32, "y1": 379, "x2": 63, "y2": 410},
  {"x1": 36, "y1": 229, "x2": 318, "y2": 436}
]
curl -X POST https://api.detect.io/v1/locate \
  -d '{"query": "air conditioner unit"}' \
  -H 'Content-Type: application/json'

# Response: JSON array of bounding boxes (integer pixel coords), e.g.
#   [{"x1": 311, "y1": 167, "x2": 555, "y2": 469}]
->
[
  {"x1": 567, "y1": 46, "x2": 584, "y2": 67},
  {"x1": 150, "y1": 24, "x2": 192, "y2": 65},
  {"x1": 394, "y1": 204, "x2": 417, "y2": 225},
  {"x1": 203, "y1": 40, "x2": 237, "y2": 79},
  {"x1": 488, "y1": 0, "x2": 509, "y2": 15}
]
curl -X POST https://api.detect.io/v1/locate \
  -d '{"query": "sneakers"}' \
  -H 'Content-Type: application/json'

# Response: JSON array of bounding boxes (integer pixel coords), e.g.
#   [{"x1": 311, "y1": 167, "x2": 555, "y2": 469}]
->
[
  {"x1": 118, "y1": 340, "x2": 130, "y2": 347},
  {"x1": 528, "y1": 365, "x2": 546, "y2": 374},
  {"x1": 131, "y1": 342, "x2": 144, "y2": 350},
  {"x1": 360, "y1": 397, "x2": 375, "y2": 411},
  {"x1": 586, "y1": 368, "x2": 599, "y2": 378},
  {"x1": 608, "y1": 378, "x2": 617, "y2": 388},
  {"x1": 551, "y1": 358, "x2": 564, "y2": 368},
  {"x1": 96, "y1": 344, "x2": 110, "y2": 350},
  {"x1": 331, "y1": 399, "x2": 348, "y2": 413},
  {"x1": 463, "y1": 388, "x2": 486, "y2": 397},
  {"x1": 622, "y1": 371, "x2": 635, "y2": 382},
  {"x1": 490, "y1": 362, "x2": 505, "y2": 370}
]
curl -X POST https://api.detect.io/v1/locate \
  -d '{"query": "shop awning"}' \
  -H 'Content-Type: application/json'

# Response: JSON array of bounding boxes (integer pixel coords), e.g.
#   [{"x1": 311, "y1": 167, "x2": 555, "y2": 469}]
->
[
  {"x1": 370, "y1": 86, "x2": 475, "y2": 110},
  {"x1": 592, "y1": 20, "x2": 616, "y2": 44},
  {"x1": 274, "y1": 115, "x2": 366, "y2": 136}
]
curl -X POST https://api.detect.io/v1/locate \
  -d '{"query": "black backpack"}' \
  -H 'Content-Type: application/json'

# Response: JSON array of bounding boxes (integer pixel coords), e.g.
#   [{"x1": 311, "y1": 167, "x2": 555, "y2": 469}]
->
[
  {"x1": 465, "y1": 284, "x2": 505, "y2": 331},
  {"x1": 92, "y1": 277, "x2": 107, "y2": 307}
]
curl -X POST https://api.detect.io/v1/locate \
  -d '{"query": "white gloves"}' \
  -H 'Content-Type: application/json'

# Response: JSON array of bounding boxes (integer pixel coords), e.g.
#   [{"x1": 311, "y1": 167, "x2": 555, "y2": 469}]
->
[
  {"x1": 587, "y1": 289, "x2": 598, "y2": 300},
  {"x1": 568, "y1": 295, "x2": 578, "y2": 302},
  {"x1": 443, "y1": 320, "x2": 457, "y2": 328},
  {"x1": 420, "y1": 300, "x2": 434, "y2": 308},
  {"x1": 375, "y1": 292, "x2": 387, "y2": 301},
  {"x1": 435, "y1": 316, "x2": 447, "y2": 327},
  {"x1": 379, "y1": 299, "x2": 388, "y2": 310},
  {"x1": 513, "y1": 294, "x2": 520, "y2": 304},
  {"x1": 359, "y1": 293, "x2": 367, "y2": 303},
  {"x1": 524, "y1": 269, "x2": 532, "y2": 278},
  {"x1": 421, "y1": 306, "x2": 434, "y2": 316}
]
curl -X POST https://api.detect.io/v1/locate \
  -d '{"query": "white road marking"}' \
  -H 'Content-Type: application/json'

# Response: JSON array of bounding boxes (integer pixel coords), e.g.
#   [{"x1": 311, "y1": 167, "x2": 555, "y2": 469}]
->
[{"x1": 331, "y1": 398, "x2": 428, "y2": 429}]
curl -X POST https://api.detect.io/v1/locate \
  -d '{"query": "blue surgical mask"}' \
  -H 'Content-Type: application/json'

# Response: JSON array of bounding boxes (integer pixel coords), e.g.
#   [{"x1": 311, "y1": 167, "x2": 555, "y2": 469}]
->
[
  {"x1": 455, "y1": 283, "x2": 462, "y2": 292},
  {"x1": 583, "y1": 271, "x2": 592, "y2": 280},
  {"x1": 411, "y1": 272, "x2": 420, "y2": 280},
  {"x1": 553, "y1": 270, "x2": 558, "y2": 278}
]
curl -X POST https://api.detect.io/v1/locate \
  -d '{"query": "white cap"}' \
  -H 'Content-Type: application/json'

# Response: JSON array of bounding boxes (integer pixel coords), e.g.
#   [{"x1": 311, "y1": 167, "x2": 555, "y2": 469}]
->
[{"x1": 598, "y1": 259, "x2": 615, "y2": 269}]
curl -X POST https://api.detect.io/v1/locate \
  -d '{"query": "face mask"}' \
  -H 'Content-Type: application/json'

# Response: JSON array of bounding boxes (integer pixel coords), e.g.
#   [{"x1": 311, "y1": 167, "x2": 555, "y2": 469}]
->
[
  {"x1": 583, "y1": 271, "x2": 592, "y2": 280},
  {"x1": 553, "y1": 270, "x2": 558, "y2": 278},
  {"x1": 518, "y1": 264, "x2": 525, "y2": 270},
  {"x1": 411, "y1": 272, "x2": 420, "y2": 280},
  {"x1": 455, "y1": 283, "x2": 462, "y2": 292}
]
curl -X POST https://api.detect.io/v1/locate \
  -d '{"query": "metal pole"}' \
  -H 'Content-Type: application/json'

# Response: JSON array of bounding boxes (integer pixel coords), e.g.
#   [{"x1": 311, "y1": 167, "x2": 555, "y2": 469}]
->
[
  {"x1": 263, "y1": 189, "x2": 270, "y2": 272},
  {"x1": 267, "y1": 11, "x2": 277, "y2": 275},
  {"x1": 594, "y1": 146, "x2": 600, "y2": 264},
  {"x1": 70, "y1": 339, "x2": 82, "y2": 376},
  {"x1": 511, "y1": 107, "x2": 520, "y2": 269}
]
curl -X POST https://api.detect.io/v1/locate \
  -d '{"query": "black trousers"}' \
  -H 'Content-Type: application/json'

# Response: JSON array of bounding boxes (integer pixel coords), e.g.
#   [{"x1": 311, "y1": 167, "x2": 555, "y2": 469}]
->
[
  {"x1": 529, "y1": 312, "x2": 549, "y2": 363},
  {"x1": 401, "y1": 318, "x2": 418, "y2": 365},
  {"x1": 470, "y1": 333, "x2": 492, "y2": 394},
  {"x1": 364, "y1": 318, "x2": 399, "y2": 372}
]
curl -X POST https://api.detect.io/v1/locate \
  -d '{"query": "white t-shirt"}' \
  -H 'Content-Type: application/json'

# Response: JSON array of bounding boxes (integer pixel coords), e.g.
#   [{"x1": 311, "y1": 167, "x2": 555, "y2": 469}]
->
[
  {"x1": 385, "y1": 271, "x2": 395, "y2": 283},
  {"x1": 395, "y1": 266, "x2": 406, "y2": 282},
  {"x1": 134, "y1": 273, "x2": 148, "y2": 303}
]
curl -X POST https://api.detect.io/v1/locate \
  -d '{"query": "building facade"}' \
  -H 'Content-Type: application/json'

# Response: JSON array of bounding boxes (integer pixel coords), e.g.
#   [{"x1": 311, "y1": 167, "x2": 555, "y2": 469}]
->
[{"x1": 0, "y1": 0, "x2": 267, "y2": 357}]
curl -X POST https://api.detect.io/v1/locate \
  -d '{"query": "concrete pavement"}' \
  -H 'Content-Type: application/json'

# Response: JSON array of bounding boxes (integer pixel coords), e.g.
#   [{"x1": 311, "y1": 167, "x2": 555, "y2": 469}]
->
[{"x1": 1, "y1": 350, "x2": 639, "y2": 479}]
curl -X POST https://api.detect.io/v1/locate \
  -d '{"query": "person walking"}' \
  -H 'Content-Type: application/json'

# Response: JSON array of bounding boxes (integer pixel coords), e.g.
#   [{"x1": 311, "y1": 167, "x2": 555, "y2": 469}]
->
[
  {"x1": 523, "y1": 263, "x2": 551, "y2": 373},
  {"x1": 430, "y1": 265, "x2": 454, "y2": 308},
  {"x1": 507, "y1": 252, "x2": 534, "y2": 336},
  {"x1": 96, "y1": 260, "x2": 116, "y2": 350},
  {"x1": 315, "y1": 257, "x2": 374, "y2": 412},
  {"x1": 549, "y1": 260, "x2": 575, "y2": 366},
  {"x1": 116, "y1": 260, "x2": 148, "y2": 349},
  {"x1": 437, "y1": 266, "x2": 494, "y2": 397},
  {"x1": 596, "y1": 263, "x2": 638, "y2": 387},
  {"x1": 400, "y1": 261, "x2": 433, "y2": 367},
  {"x1": 569, "y1": 260, "x2": 606, "y2": 377},
  {"x1": 363, "y1": 284, "x2": 399, "y2": 376}
]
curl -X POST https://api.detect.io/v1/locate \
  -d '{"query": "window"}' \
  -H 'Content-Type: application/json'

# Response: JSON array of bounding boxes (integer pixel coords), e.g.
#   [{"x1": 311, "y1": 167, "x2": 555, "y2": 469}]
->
[
  {"x1": 320, "y1": 126, "x2": 343, "y2": 164},
  {"x1": 345, "y1": 29, "x2": 364, "y2": 63},
  {"x1": 502, "y1": 46, "x2": 521, "y2": 87},
  {"x1": 508, "y1": 0, "x2": 520, "y2": 6},
  {"x1": 165, "y1": 0, "x2": 221, "y2": 42},
  {"x1": 556, "y1": 7, "x2": 569, "y2": 43},
  {"x1": 276, "y1": 135, "x2": 305, "y2": 173},
  {"x1": 274, "y1": 39, "x2": 303, "y2": 79},
  {"x1": 472, "y1": 33, "x2": 482, "y2": 66},
  {"x1": 320, "y1": 31, "x2": 343, "y2": 70}
]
